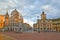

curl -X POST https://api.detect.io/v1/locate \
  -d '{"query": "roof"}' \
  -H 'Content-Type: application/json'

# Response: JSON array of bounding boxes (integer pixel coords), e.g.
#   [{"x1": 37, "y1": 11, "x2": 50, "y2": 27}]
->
[{"x1": 11, "y1": 9, "x2": 19, "y2": 15}]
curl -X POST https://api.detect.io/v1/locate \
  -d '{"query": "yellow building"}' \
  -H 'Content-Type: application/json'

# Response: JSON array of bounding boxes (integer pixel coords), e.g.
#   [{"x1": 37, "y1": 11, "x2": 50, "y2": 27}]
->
[
  {"x1": 0, "y1": 15, "x2": 5, "y2": 28},
  {"x1": 33, "y1": 11, "x2": 60, "y2": 32}
]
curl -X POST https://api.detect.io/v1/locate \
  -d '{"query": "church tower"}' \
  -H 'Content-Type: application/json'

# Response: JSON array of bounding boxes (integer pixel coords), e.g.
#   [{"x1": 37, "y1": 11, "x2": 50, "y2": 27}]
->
[
  {"x1": 41, "y1": 11, "x2": 46, "y2": 20},
  {"x1": 5, "y1": 12, "x2": 9, "y2": 26}
]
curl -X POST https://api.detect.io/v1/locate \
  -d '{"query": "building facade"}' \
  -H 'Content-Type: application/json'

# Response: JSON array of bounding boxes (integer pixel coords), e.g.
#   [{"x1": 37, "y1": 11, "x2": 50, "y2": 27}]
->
[
  {"x1": 0, "y1": 15, "x2": 5, "y2": 29},
  {"x1": 33, "y1": 11, "x2": 60, "y2": 32},
  {"x1": 2, "y1": 9, "x2": 23, "y2": 32},
  {"x1": 23, "y1": 23, "x2": 32, "y2": 32}
]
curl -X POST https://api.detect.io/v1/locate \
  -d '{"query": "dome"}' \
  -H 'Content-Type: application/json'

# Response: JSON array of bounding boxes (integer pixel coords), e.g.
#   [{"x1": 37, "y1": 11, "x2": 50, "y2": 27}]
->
[
  {"x1": 11, "y1": 9, "x2": 23, "y2": 19},
  {"x1": 11, "y1": 9, "x2": 19, "y2": 16}
]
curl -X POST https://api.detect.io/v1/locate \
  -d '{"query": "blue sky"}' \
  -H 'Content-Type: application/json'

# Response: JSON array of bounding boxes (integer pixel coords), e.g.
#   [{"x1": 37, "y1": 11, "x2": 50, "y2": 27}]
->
[{"x1": 0, "y1": 0, "x2": 60, "y2": 27}]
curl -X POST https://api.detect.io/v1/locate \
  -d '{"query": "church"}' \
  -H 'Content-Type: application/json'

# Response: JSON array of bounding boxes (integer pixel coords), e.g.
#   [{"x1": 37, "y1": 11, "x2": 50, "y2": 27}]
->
[
  {"x1": 33, "y1": 11, "x2": 60, "y2": 32},
  {"x1": 2, "y1": 9, "x2": 23, "y2": 32},
  {"x1": 0, "y1": 9, "x2": 32, "y2": 32}
]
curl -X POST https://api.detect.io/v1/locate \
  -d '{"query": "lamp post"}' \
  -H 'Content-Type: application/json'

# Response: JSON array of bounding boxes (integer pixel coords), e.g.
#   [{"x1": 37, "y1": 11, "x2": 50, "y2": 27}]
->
[{"x1": 37, "y1": 16, "x2": 40, "y2": 33}]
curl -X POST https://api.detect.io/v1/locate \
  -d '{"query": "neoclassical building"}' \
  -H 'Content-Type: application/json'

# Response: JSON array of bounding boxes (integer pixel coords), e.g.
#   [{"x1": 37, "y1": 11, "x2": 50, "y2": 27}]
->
[
  {"x1": 0, "y1": 9, "x2": 31, "y2": 32},
  {"x1": 2, "y1": 9, "x2": 23, "y2": 32},
  {"x1": 33, "y1": 11, "x2": 60, "y2": 32}
]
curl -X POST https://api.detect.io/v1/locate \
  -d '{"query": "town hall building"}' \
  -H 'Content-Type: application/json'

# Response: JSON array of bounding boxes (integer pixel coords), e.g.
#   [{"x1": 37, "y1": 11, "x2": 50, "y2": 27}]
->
[{"x1": 33, "y1": 11, "x2": 60, "y2": 32}]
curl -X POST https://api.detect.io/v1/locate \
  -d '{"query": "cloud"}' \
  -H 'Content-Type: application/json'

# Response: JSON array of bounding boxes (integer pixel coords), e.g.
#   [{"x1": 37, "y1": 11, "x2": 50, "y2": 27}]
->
[
  {"x1": 0, "y1": 2, "x2": 8, "y2": 14},
  {"x1": 29, "y1": 5, "x2": 35, "y2": 10},
  {"x1": 24, "y1": 19, "x2": 35, "y2": 27},
  {"x1": 0, "y1": 2, "x2": 8, "y2": 9},
  {"x1": 8, "y1": 0, "x2": 16, "y2": 8},
  {"x1": 41, "y1": 5, "x2": 60, "y2": 19},
  {"x1": 41, "y1": 5, "x2": 58, "y2": 14},
  {"x1": 0, "y1": 0, "x2": 60, "y2": 26}
]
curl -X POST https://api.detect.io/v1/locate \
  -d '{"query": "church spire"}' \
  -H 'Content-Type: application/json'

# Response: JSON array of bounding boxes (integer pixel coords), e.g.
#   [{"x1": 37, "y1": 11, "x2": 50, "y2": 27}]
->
[{"x1": 6, "y1": 12, "x2": 8, "y2": 15}]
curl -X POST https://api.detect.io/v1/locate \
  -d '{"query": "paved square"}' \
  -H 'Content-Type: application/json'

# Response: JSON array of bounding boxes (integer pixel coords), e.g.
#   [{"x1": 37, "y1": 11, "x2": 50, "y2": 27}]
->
[{"x1": 1, "y1": 32, "x2": 60, "y2": 40}]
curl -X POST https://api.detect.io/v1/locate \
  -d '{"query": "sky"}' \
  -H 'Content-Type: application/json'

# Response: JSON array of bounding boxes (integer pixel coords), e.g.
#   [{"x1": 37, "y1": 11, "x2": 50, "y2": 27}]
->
[{"x1": 0, "y1": 0, "x2": 60, "y2": 27}]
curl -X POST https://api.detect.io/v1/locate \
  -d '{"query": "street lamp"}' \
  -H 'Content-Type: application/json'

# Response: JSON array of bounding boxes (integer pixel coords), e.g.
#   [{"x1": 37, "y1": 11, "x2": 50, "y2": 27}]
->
[{"x1": 37, "y1": 16, "x2": 40, "y2": 33}]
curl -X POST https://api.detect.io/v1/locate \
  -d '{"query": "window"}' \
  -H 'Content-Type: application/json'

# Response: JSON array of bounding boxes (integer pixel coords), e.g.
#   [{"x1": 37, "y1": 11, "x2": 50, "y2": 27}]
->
[
  {"x1": 41, "y1": 24, "x2": 42, "y2": 27},
  {"x1": 0, "y1": 20, "x2": 2, "y2": 22},
  {"x1": 41, "y1": 28, "x2": 42, "y2": 30},
  {"x1": 1, "y1": 23, "x2": 2, "y2": 26},
  {"x1": 20, "y1": 28, "x2": 22, "y2": 30}
]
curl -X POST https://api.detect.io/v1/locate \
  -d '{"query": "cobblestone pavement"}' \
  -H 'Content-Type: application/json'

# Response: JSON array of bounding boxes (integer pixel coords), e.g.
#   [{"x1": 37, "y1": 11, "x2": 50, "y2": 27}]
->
[{"x1": 1, "y1": 32, "x2": 60, "y2": 40}]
